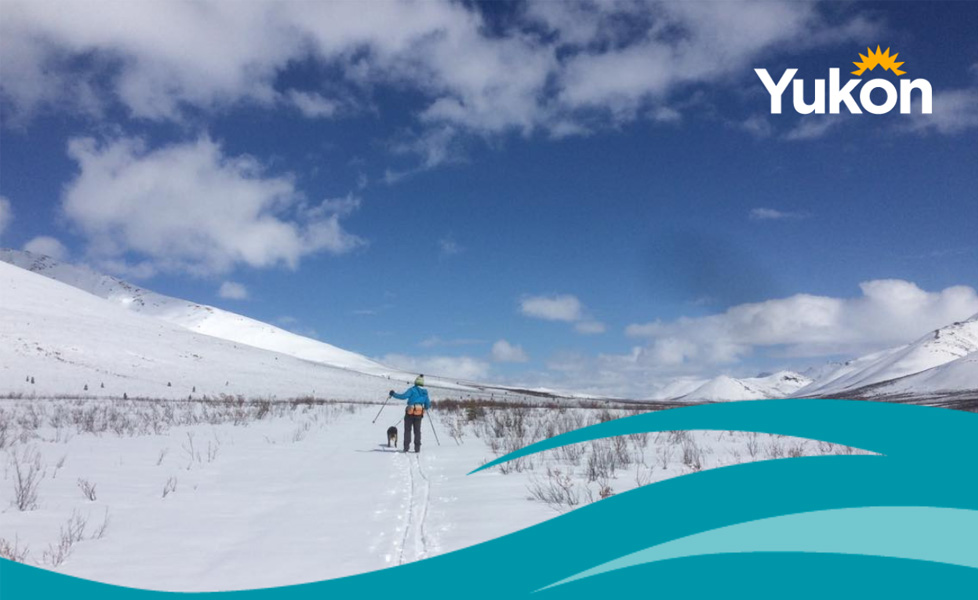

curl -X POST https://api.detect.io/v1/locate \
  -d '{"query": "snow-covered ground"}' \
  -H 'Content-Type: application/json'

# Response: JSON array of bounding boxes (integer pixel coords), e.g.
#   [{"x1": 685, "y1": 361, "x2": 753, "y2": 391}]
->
[{"x1": 0, "y1": 397, "x2": 868, "y2": 591}]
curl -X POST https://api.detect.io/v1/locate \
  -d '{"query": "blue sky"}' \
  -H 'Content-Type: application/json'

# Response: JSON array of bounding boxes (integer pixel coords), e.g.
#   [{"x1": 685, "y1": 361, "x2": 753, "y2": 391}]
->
[{"x1": 1, "y1": 1, "x2": 976, "y2": 396}]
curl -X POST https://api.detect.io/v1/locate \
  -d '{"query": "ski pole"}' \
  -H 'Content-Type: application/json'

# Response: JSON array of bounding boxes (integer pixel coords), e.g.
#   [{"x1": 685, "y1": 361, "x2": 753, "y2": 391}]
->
[
  {"x1": 427, "y1": 410, "x2": 441, "y2": 446},
  {"x1": 372, "y1": 394, "x2": 392, "y2": 424}
]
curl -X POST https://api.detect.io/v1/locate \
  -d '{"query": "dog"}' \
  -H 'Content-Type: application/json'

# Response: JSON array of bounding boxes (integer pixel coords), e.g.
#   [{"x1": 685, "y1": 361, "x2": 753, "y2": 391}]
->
[{"x1": 387, "y1": 426, "x2": 399, "y2": 448}]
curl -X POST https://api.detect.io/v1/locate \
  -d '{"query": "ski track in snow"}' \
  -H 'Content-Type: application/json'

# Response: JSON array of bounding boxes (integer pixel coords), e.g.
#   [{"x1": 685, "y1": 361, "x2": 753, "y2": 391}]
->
[{"x1": 397, "y1": 452, "x2": 433, "y2": 565}]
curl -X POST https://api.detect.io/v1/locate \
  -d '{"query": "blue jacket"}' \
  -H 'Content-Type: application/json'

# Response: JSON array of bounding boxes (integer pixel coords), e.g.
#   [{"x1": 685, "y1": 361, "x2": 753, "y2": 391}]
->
[{"x1": 391, "y1": 385, "x2": 430, "y2": 409}]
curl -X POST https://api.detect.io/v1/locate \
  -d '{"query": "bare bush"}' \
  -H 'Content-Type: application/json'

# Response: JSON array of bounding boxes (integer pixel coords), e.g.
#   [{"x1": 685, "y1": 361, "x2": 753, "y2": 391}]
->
[
  {"x1": 446, "y1": 414, "x2": 465, "y2": 444},
  {"x1": 528, "y1": 467, "x2": 580, "y2": 512},
  {"x1": 612, "y1": 435, "x2": 631, "y2": 467},
  {"x1": 206, "y1": 437, "x2": 220, "y2": 460},
  {"x1": 557, "y1": 442, "x2": 584, "y2": 465},
  {"x1": 42, "y1": 511, "x2": 88, "y2": 567},
  {"x1": 53, "y1": 454, "x2": 67, "y2": 478},
  {"x1": 10, "y1": 446, "x2": 44, "y2": 511},
  {"x1": 291, "y1": 421, "x2": 311, "y2": 443},
  {"x1": 497, "y1": 454, "x2": 532, "y2": 474},
  {"x1": 182, "y1": 432, "x2": 198, "y2": 469},
  {"x1": 634, "y1": 463, "x2": 654, "y2": 487},
  {"x1": 585, "y1": 441, "x2": 618, "y2": 482},
  {"x1": 0, "y1": 536, "x2": 30, "y2": 563},
  {"x1": 656, "y1": 444, "x2": 674, "y2": 470},
  {"x1": 0, "y1": 409, "x2": 10, "y2": 449},
  {"x1": 681, "y1": 437, "x2": 703, "y2": 471},
  {"x1": 766, "y1": 438, "x2": 785, "y2": 459},
  {"x1": 162, "y1": 476, "x2": 178, "y2": 498},
  {"x1": 745, "y1": 432, "x2": 760, "y2": 458},
  {"x1": 786, "y1": 441, "x2": 807, "y2": 458},
  {"x1": 91, "y1": 508, "x2": 110, "y2": 540},
  {"x1": 77, "y1": 478, "x2": 97, "y2": 501}
]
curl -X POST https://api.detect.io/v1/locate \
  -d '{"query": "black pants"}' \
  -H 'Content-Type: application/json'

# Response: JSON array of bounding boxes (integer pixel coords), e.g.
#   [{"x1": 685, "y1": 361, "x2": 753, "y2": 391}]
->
[{"x1": 404, "y1": 415, "x2": 422, "y2": 452}]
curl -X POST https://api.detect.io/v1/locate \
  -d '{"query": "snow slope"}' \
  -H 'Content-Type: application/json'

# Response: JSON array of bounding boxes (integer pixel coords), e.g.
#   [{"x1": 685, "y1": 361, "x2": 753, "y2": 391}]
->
[
  {"x1": 798, "y1": 314, "x2": 978, "y2": 396},
  {"x1": 676, "y1": 371, "x2": 812, "y2": 402},
  {"x1": 0, "y1": 249, "x2": 391, "y2": 376},
  {"x1": 855, "y1": 352, "x2": 978, "y2": 396},
  {"x1": 0, "y1": 260, "x2": 400, "y2": 401}
]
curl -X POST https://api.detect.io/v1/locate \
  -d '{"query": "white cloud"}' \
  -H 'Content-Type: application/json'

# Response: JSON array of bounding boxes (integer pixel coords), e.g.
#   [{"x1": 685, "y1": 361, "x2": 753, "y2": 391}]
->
[
  {"x1": 520, "y1": 293, "x2": 605, "y2": 335},
  {"x1": 507, "y1": 280, "x2": 978, "y2": 398},
  {"x1": 626, "y1": 279, "x2": 978, "y2": 362},
  {"x1": 574, "y1": 321, "x2": 607, "y2": 335},
  {"x1": 23, "y1": 236, "x2": 68, "y2": 260},
  {"x1": 286, "y1": 90, "x2": 340, "y2": 119},
  {"x1": 739, "y1": 115, "x2": 774, "y2": 138},
  {"x1": 908, "y1": 89, "x2": 978, "y2": 135},
  {"x1": 491, "y1": 340, "x2": 529, "y2": 363},
  {"x1": 61, "y1": 135, "x2": 364, "y2": 276},
  {"x1": 520, "y1": 294, "x2": 583, "y2": 322},
  {"x1": 379, "y1": 353, "x2": 490, "y2": 381},
  {"x1": 0, "y1": 0, "x2": 879, "y2": 168},
  {"x1": 749, "y1": 208, "x2": 810, "y2": 221},
  {"x1": 0, "y1": 196, "x2": 11, "y2": 240},
  {"x1": 218, "y1": 281, "x2": 248, "y2": 300}
]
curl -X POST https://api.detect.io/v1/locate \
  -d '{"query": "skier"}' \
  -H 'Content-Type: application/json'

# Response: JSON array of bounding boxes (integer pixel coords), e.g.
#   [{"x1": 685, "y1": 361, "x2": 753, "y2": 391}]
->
[{"x1": 389, "y1": 375, "x2": 430, "y2": 453}]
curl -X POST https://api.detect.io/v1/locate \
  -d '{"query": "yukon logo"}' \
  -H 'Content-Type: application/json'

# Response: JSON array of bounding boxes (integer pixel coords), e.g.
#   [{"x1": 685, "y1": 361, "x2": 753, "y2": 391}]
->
[{"x1": 756, "y1": 46, "x2": 932, "y2": 115}]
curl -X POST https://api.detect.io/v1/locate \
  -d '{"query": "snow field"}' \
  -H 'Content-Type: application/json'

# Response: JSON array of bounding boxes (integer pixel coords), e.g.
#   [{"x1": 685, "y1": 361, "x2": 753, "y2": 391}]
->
[{"x1": 1, "y1": 398, "x2": 869, "y2": 591}]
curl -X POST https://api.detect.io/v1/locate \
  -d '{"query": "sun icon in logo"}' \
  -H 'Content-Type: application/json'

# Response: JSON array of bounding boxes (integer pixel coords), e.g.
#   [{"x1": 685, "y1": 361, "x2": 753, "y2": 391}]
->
[{"x1": 852, "y1": 46, "x2": 906, "y2": 77}]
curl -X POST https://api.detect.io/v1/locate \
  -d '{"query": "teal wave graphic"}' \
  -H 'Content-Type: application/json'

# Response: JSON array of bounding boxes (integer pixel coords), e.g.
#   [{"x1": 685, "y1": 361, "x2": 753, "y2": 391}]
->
[
  {"x1": 3, "y1": 399, "x2": 977, "y2": 599},
  {"x1": 541, "y1": 506, "x2": 978, "y2": 591}
]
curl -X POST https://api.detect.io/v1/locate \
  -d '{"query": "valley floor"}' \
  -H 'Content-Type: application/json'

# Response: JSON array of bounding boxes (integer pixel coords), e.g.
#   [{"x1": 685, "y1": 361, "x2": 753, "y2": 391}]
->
[
  {"x1": 0, "y1": 399, "x2": 555, "y2": 590},
  {"x1": 1, "y1": 397, "x2": 872, "y2": 591}
]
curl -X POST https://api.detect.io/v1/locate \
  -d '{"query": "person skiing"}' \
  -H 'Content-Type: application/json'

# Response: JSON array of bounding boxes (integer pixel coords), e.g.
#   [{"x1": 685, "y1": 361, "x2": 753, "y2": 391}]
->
[{"x1": 389, "y1": 375, "x2": 430, "y2": 453}]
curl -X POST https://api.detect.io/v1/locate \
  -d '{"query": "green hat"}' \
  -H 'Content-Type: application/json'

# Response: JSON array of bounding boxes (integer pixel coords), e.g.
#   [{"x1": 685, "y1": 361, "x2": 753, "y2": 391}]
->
[{"x1": 414, "y1": 374, "x2": 425, "y2": 386}]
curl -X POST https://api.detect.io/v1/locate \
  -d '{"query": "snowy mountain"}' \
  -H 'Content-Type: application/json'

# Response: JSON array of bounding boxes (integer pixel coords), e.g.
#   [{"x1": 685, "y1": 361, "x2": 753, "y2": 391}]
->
[
  {"x1": 0, "y1": 249, "x2": 391, "y2": 377},
  {"x1": 797, "y1": 314, "x2": 978, "y2": 397},
  {"x1": 0, "y1": 250, "x2": 573, "y2": 401},
  {"x1": 0, "y1": 259, "x2": 397, "y2": 400},
  {"x1": 674, "y1": 371, "x2": 812, "y2": 402},
  {"x1": 866, "y1": 351, "x2": 978, "y2": 397}
]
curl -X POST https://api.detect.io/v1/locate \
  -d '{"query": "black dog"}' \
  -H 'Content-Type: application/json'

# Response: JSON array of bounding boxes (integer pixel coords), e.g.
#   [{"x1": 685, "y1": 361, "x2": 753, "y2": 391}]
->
[{"x1": 387, "y1": 426, "x2": 399, "y2": 448}]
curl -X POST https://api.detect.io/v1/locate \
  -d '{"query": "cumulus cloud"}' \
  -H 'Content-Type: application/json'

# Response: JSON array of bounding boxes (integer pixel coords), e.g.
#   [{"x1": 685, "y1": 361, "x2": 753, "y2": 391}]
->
[
  {"x1": 218, "y1": 281, "x2": 248, "y2": 300},
  {"x1": 491, "y1": 340, "x2": 529, "y2": 363},
  {"x1": 1, "y1": 1, "x2": 880, "y2": 166},
  {"x1": 379, "y1": 353, "x2": 490, "y2": 381},
  {"x1": 23, "y1": 236, "x2": 68, "y2": 260},
  {"x1": 521, "y1": 293, "x2": 606, "y2": 334},
  {"x1": 61, "y1": 135, "x2": 363, "y2": 276},
  {"x1": 626, "y1": 279, "x2": 978, "y2": 362},
  {"x1": 0, "y1": 196, "x2": 11, "y2": 240},
  {"x1": 520, "y1": 294, "x2": 583, "y2": 322}
]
